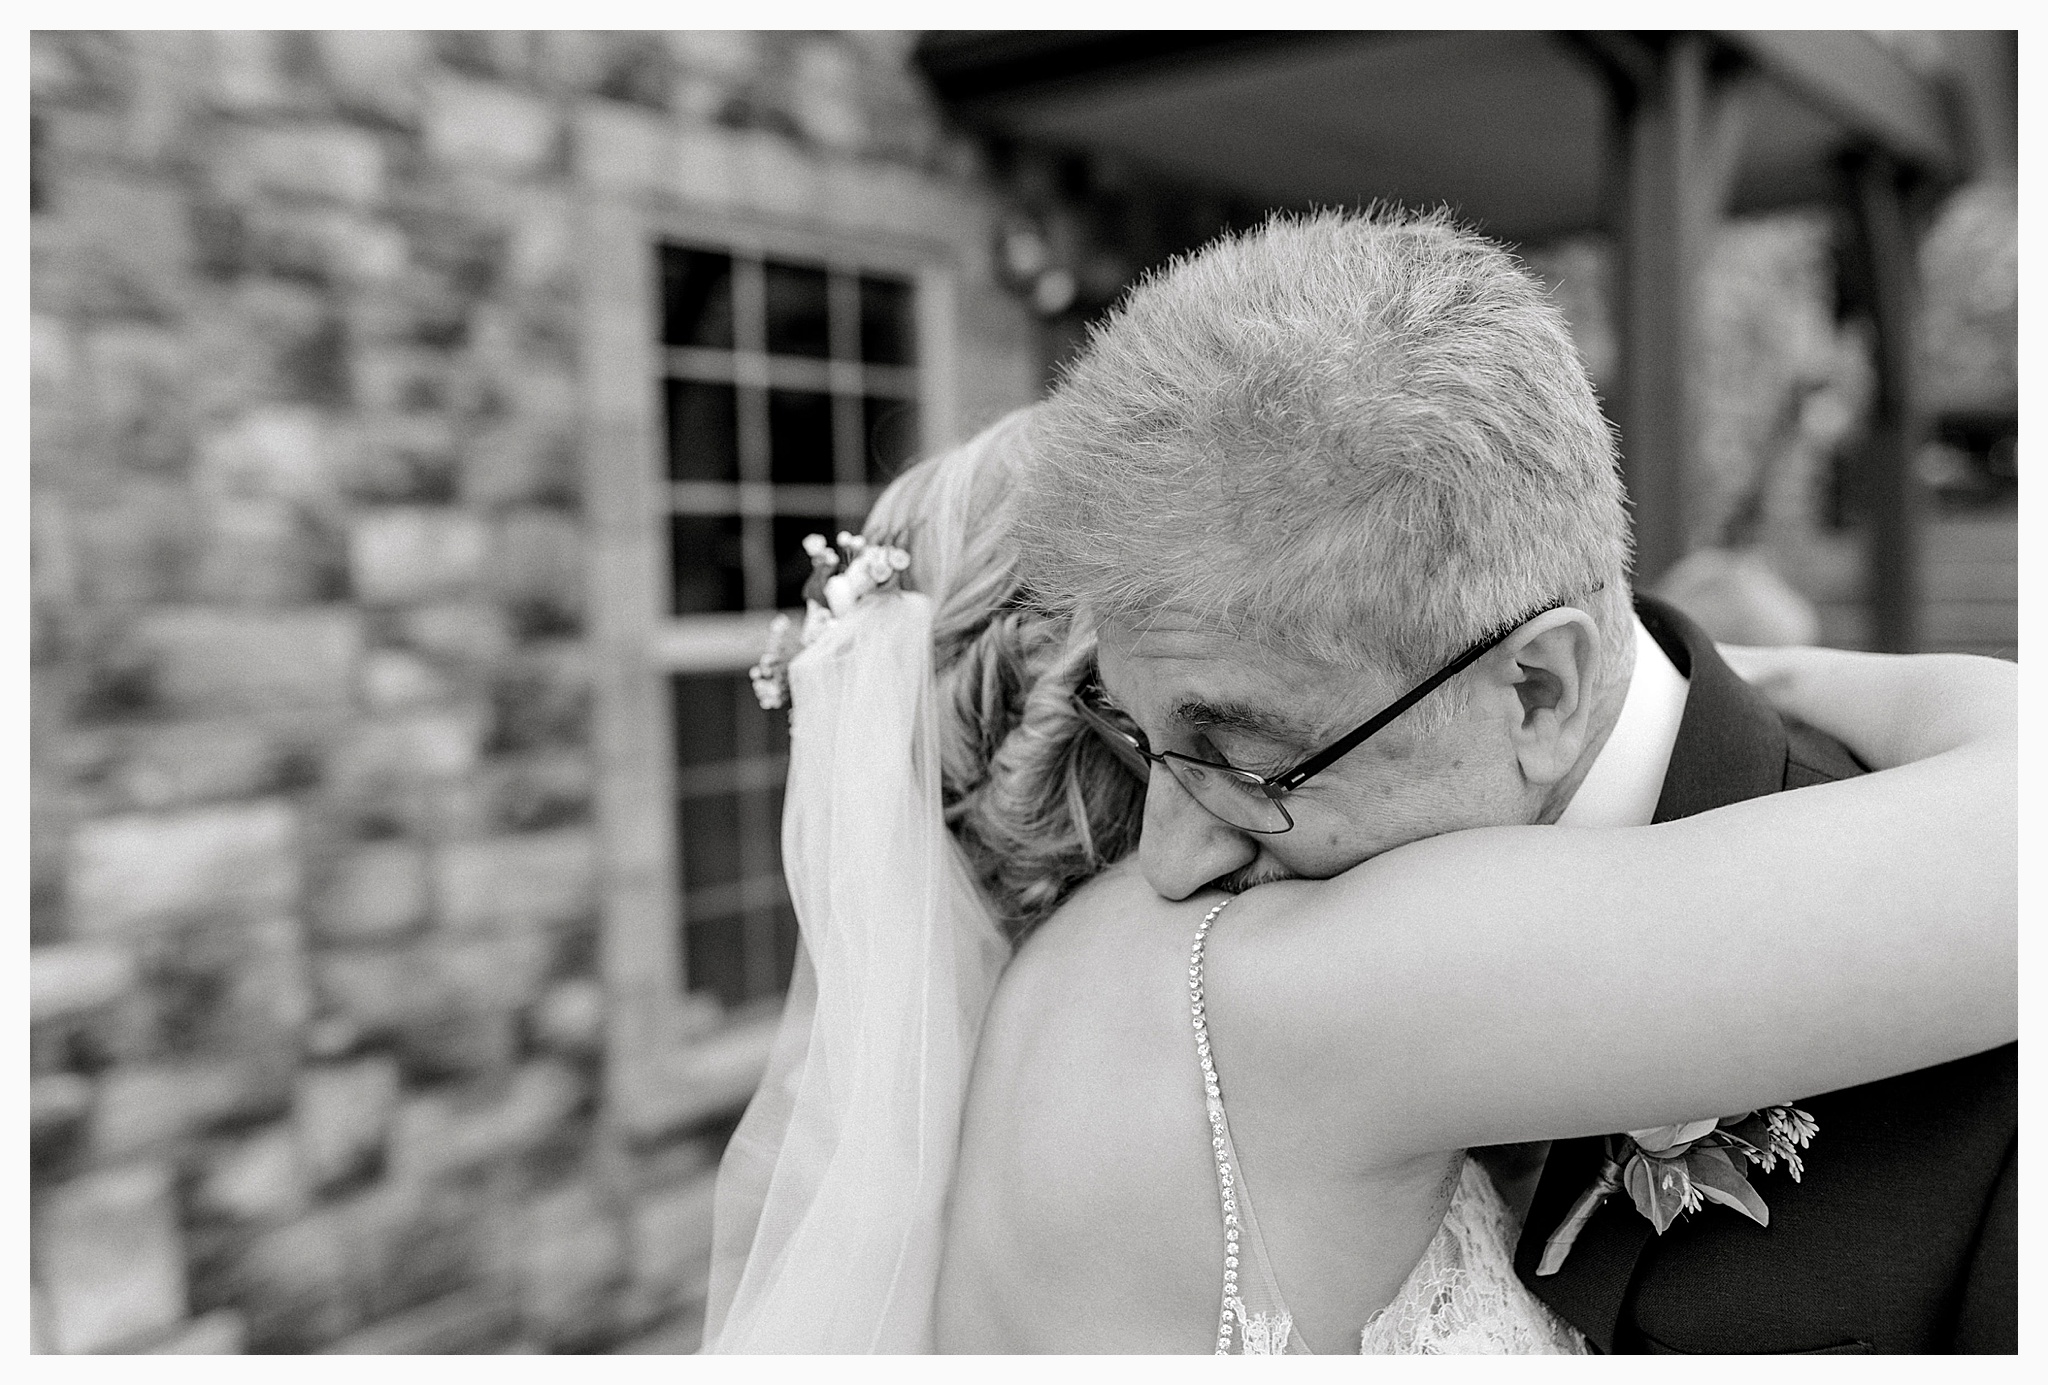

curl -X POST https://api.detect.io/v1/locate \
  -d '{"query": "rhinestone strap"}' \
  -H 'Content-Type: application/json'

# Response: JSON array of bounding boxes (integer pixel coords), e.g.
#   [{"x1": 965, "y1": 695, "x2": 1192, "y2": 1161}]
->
[{"x1": 1190, "y1": 895, "x2": 1240, "y2": 1353}]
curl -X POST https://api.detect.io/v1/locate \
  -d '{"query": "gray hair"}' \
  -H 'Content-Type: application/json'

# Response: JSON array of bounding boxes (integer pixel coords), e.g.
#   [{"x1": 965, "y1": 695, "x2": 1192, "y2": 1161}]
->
[{"x1": 1016, "y1": 209, "x2": 1635, "y2": 723}]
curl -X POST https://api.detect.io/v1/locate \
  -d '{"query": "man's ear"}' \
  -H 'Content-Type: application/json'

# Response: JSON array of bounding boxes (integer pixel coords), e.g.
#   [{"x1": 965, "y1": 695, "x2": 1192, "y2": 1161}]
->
[{"x1": 1496, "y1": 608, "x2": 1603, "y2": 787}]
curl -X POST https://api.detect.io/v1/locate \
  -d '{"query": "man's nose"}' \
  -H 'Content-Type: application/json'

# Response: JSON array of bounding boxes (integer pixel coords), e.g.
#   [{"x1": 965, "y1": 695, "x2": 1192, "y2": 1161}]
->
[{"x1": 1138, "y1": 764, "x2": 1257, "y2": 901}]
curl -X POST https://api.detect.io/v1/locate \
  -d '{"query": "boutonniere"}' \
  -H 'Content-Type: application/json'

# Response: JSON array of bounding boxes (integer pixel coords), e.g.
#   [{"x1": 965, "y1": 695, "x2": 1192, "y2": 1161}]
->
[{"x1": 1535, "y1": 1106, "x2": 1818, "y2": 1276}]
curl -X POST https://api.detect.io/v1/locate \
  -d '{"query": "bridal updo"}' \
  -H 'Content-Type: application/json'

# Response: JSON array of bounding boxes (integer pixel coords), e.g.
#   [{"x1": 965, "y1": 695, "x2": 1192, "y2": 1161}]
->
[{"x1": 862, "y1": 406, "x2": 1143, "y2": 940}]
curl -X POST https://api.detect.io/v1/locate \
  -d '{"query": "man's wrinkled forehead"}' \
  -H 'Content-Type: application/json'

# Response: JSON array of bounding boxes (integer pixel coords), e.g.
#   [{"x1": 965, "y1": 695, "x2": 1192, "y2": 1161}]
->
[{"x1": 1094, "y1": 614, "x2": 1375, "y2": 749}]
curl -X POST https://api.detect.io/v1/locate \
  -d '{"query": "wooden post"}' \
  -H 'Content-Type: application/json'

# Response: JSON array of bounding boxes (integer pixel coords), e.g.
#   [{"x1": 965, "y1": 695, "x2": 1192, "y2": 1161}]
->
[
  {"x1": 1840, "y1": 150, "x2": 1925, "y2": 652},
  {"x1": 1608, "y1": 33, "x2": 1745, "y2": 587}
]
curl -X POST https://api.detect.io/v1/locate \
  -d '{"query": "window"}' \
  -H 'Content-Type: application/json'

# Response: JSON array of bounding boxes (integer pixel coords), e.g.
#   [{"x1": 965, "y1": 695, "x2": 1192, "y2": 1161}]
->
[
  {"x1": 580, "y1": 196, "x2": 960, "y2": 1136},
  {"x1": 657, "y1": 243, "x2": 923, "y2": 1008}
]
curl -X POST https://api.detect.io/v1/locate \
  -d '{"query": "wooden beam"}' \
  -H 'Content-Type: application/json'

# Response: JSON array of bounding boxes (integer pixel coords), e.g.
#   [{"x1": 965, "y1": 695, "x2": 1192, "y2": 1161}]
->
[
  {"x1": 1840, "y1": 151, "x2": 1927, "y2": 652},
  {"x1": 914, "y1": 30, "x2": 1332, "y2": 108},
  {"x1": 1559, "y1": 29, "x2": 1660, "y2": 99},
  {"x1": 1610, "y1": 33, "x2": 1748, "y2": 585},
  {"x1": 1720, "y1": 31, "x2": 1964, "y2": 182}
]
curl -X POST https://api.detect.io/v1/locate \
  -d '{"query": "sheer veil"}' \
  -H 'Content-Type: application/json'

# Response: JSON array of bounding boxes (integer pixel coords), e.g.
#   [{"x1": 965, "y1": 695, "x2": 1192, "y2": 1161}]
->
[{"x1": 702, "y1": 587, "x2": 1011, "y2": 1352}]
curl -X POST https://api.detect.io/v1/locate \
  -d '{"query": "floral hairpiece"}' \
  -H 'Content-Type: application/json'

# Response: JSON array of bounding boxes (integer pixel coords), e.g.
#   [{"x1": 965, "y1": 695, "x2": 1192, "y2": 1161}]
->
[{"x1": 749, "y1": 531, "x2": 912, "y2": 710}]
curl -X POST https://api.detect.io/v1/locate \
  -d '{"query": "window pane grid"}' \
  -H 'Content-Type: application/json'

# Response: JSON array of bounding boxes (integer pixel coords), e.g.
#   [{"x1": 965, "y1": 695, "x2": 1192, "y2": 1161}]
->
[
  {"x1": 730, "y1": 253, "x2": 769, "y2": 356},
  {"x1": 668, "y1": 481, "x2": 876, "y2": 518},
  {"x1": 672, "y1": 669, "x2": 792, "y2": 1008},
  {"x1": 768, "y1": 388, "x2": 836, "y2": 485},
  {"x1": 827, "y1": 270, "x2": 864, "y2": 368},
  {"x1": 744, "y1": 905, "x2": 793, "y2": 1003},
  {"x1": 681, "y1": 875, "x2": 789, "y2": 924},
  {"x1": 660, "y1": 348, "x2": 919, "y2": 400},
  {"x1": 665, "y1": 379, "x2": 740, "y2": 483},
  {"x1": 675, "y1": 756, "x2": 789, "y2": 798},
  {"x1": 833, "y1": 389, "x2": 866, "y2": 489},
  {"x1": 658, "y1": 239, "x2": 922, "y2": 1008},
  {"x1": 661, "y1": 248, "x2": 735, "y2": 349}
]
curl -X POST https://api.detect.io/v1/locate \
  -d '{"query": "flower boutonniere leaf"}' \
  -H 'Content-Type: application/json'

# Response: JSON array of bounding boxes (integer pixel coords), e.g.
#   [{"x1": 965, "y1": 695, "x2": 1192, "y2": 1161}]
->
[
  {"x1": 1686, "y1": 1145, "x2": 1770, "y2": 1224},
  {"x1": 1621, "y1": 1152, "x2": 1691, "y2": 1233}
]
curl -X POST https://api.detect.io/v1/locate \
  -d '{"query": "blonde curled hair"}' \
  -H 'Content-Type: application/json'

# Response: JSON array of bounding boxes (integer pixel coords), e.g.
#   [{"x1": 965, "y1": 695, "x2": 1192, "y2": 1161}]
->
[{"x1": 861, "y1": 406, "x2": 1143, "y2": 939}]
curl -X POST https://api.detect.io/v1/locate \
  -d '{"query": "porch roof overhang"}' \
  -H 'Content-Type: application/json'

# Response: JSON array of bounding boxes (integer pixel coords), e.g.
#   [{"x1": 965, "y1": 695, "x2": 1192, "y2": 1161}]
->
[{"x1": 915, "y1": 30, "x2": 1968, "y2": 244}]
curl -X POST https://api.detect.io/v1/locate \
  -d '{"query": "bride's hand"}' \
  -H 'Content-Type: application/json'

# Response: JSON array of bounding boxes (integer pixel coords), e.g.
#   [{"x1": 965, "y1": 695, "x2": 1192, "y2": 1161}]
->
[{"x1": 1720, "y1": 643, "x2": 2017, "y2": 770}]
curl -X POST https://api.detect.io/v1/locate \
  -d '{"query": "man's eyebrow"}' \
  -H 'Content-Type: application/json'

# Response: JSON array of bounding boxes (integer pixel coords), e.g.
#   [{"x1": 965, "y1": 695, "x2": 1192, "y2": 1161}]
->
[{"x1": 1172, "y1": 698, "x2": 1314, "y2": 748}]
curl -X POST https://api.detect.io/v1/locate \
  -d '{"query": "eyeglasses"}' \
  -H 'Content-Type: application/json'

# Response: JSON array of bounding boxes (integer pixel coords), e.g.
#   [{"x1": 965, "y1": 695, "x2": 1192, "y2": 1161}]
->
[{"x1": 1072, "y1": 597, "x2": 1584, "y2": 834}]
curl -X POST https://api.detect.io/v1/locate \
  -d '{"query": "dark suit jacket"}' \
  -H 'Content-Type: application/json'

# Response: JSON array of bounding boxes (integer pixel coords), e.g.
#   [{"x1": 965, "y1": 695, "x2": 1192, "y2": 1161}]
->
[{"x1": 1512, "y1": 597, "x2": 2017, "y2": 1353}]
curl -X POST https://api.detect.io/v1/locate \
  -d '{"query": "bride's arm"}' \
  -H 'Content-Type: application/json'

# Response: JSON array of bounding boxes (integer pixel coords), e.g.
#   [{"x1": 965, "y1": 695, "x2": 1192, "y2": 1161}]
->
[
  {"x1": 1726, "y1": 643, "x2": 2016, "y2": 771},
  {"x1": 1210, "y1": 652, "x2": 2015, "y2": 1162}
]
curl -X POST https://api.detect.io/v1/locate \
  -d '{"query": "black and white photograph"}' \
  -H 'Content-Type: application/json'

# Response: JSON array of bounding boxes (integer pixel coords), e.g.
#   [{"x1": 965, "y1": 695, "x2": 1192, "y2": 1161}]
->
[{"x1": 26, "y1": 21, "x2": 2019, "y2": 1357}]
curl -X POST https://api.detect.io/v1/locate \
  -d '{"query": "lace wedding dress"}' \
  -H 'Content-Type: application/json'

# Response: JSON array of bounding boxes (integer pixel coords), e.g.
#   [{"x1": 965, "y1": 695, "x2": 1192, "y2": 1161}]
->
[{"x1": 1193, "y1": 899, "x2": 1588, "y2": 1355}]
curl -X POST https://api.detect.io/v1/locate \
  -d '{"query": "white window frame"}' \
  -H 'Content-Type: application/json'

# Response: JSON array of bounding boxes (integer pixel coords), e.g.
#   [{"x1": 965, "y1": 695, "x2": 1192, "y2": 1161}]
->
[{"x1": 579, "y1": 195, "x2": 959, "y2": 1137}]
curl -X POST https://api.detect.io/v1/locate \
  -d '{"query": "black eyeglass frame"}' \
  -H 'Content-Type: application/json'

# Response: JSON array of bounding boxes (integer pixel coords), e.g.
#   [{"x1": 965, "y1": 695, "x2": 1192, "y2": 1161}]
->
[{"x1": 1073, "y1": 592, "x2": 1592, "y2": 834}]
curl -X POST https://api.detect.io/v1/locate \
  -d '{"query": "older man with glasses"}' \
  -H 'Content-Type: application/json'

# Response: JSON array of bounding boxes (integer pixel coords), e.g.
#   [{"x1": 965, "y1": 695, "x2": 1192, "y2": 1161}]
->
[{"x1": 1010, "y1": 209, "x2": 2014, "y2": 1353}]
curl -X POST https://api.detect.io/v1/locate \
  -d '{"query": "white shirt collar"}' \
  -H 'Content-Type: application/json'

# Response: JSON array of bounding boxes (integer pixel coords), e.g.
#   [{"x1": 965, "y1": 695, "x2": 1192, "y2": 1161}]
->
[{"x1": 1556, "y1": 616, "x2": 1690, "y2": 829}]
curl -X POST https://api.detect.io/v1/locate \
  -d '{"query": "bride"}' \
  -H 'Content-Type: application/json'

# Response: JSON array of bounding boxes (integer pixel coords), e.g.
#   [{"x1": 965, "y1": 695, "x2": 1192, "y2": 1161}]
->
[{"x1": 703, "y1": 409, "x2": 2016, "y2": 1353}]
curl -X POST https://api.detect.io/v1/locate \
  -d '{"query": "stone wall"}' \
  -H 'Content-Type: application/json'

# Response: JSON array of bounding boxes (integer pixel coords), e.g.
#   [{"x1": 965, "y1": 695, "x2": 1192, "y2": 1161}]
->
[{"x1": 29, "y1": 29, "x2": 1032, "y2": 1353}]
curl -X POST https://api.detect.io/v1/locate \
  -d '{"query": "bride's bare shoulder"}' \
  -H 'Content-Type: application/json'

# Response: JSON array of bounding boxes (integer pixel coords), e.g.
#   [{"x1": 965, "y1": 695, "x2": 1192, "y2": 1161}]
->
[{"x1": 985, "y1": 862, "x2": 1208, "y2": 1018}]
